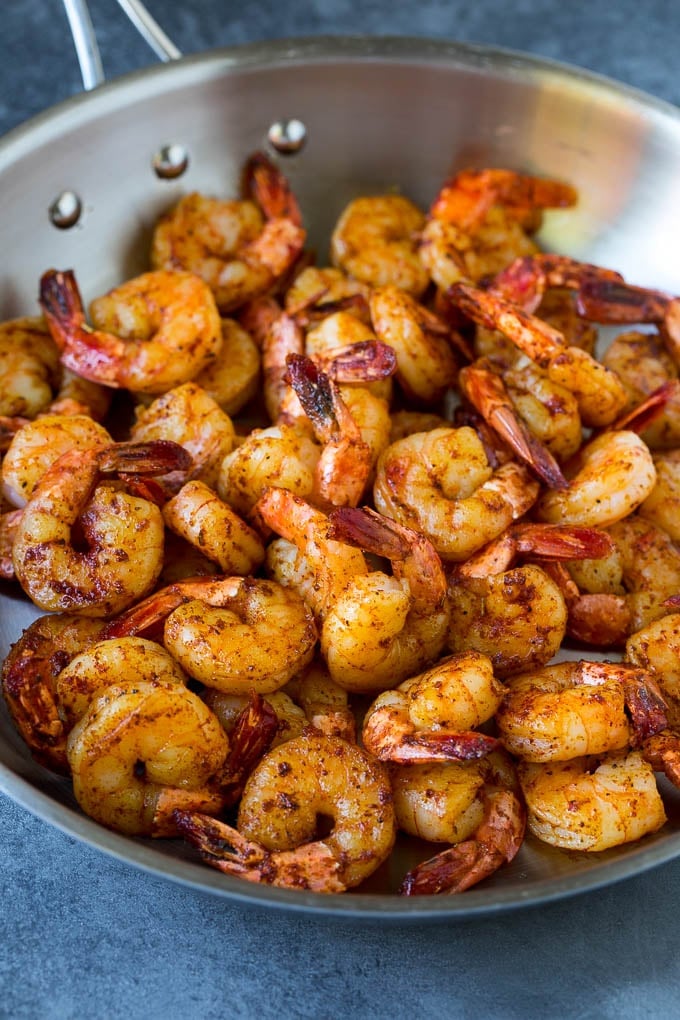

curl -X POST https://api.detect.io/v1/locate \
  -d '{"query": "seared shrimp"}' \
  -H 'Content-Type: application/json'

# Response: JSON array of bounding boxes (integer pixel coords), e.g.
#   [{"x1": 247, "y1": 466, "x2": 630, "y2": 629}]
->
[
  {"x1": 639, "y1": 450, "x2": 680, "y2": 541},
  {"x1": 192, "y1": 318, "x2": 261, "y2": 416},
  {"x1": 321, "y1": 507, "x2": 450, "y2": 692},
  {"x1": 12, "y1": 441, "x2": 188, "y2": 616},
  {"x1": 626, "y1": 614, "x2": 680, "y2": 720},
  {"x1": 40, "y1": 269, "x2": 223, "y2": 395},
  {"x1": 176, "y1": 733, "x2": 397, "y2": 892},
  {"x1": 67, "y1": 679, "x2": 229, "y2": 836},
  {"x1": 151, "y1": 152, "x2": 305, "y2": 313},
  {"x1": 330, "y1": 194, "x2": 429, "y2": 296},
  {"x1": 0, "y1": 316, "x2": 61, "y2": 418},
  {"x1": 519, "y1": 750, "x2": 666, "y2": 851},
  {"x1": 361, "y1": 651, "x2": 502, "y2": 762},
  {"x1": 373, "y1": 426, "x2": 539, "y2": 562}
]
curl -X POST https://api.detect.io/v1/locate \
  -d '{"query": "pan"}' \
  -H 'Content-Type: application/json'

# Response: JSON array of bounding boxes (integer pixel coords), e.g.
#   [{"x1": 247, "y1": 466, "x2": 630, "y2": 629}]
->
[{"x1": 2, "y1": 1, "x2": 680, "y2": 921}]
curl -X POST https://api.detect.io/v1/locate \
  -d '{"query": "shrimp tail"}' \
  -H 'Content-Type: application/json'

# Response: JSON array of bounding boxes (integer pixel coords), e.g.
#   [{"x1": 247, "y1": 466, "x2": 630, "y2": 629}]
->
[
  {"x1": 388, "y1": 729, "x2": 499, "y2": 764},
  {"x1": 609, "y1": 381, "x2": 680, "y2": 435},
  {"x1": 220, "y1": 693, "x2": 279, "y2": 806},
  {"x1": 286, "y1": 354, "x2": 337, "y2": 439},
  {"x1": 399, "y1": 790, "x2": 526, "y2": 895},
  {"x1": 324, "y1": 340, "x2": 397, "y2": 382},
  {"x1": 576, "y1": 278, "x2": 670, "y2": 324},
  {"x1": 576, "y1": 661, "x2": 669, "y2": 743},
  {"x1": 641, "y1": 731, "x2": 680, "y2": 787},
  {"x1": 243, "y1": 151, "x2": 303, "y2": 227},
  {"x1": 97, "y1": 439, "x2": 193, "y2": 477}
]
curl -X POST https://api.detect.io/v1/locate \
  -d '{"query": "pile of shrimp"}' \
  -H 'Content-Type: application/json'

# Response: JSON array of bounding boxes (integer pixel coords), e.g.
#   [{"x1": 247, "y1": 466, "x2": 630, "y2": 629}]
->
[{"x1": 3, "y1": 152, "x2": 680, "y2": 897}]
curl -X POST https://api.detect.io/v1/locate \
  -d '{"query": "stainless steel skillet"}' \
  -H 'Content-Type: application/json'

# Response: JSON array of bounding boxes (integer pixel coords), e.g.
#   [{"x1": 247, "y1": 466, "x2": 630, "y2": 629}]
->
[{"x1": 2, "y1": 0, "x2": 680, "y2": 921}]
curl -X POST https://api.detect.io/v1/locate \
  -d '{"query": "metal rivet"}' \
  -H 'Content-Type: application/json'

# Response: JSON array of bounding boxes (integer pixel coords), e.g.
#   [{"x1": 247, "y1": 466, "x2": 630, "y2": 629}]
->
[
  {"x1": 153, "y1": 143, "x2": 189, "y2": 179},
  {"x1": 267, "y1": 119, "x2": 307, "y2": 155},
  {"x1": 49, "y1": 191, "x2": 82, "y2": 229}
]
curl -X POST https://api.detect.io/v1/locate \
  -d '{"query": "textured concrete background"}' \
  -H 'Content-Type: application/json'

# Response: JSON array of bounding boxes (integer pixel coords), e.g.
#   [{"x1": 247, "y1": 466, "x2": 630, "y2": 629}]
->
[{"x1": 2, "y1": 1, "x2": 680, "y2": 1017}]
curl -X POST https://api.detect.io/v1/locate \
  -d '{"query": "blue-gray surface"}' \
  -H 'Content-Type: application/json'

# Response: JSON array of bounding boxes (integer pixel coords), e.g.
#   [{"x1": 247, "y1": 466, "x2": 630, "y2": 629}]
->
[{"x1": 2, "y1": 1, "x2": 680, "y2": 1017}]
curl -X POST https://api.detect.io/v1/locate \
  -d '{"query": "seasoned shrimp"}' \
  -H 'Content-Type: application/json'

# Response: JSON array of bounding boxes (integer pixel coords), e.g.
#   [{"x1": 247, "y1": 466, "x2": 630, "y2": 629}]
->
[
  {"x1": 536, "y1": 431, "x2": 656, "y2": 528},
  {"x1": 626, "y1": 614, "x2": 680, "y2": 721},
  {"x1": 130, "y1": 382, "x2": 235, "y2": 492},
  {"x1": 639, "y1": 450, "x2": 680, "y2": 541},
  {"x1": 369, "y1": 287, "x2": 459, "y2": 404},
  {"x1": 447, "y1": 524, "x2": 612, "y2": 677},
  {"x1": 419, "y1": 169, "x2": 577, "y2": 290},
  {"x1": 192, "y1": 318, "x2": 260, "y2": 416},
  {"x1": 361, "y1": 651, "x2": 502, "y2": 762},
  {"x1": 40, "y1": 269, "x2": 223, "y2": 394},
  {"x1": 284, "y1": 265, "x2": 370, "y2": 314},
  {"x1": 449, "y1": 282, "x2": 627, "y2": 427},
  {"x1": 202, "y1": 688, "x2": 307, "y2": 749},
  {"x1": 1, "y1": 413, "x2": 111, "y2": 508},
  {"x1": 373, "y1": 426, "x2": 539, "y2": 562},
  {"x1": 175, "y1": 732, "x2": 397, "y2": 892},
  {"x1": 67, "y1": 678, "x2": 229, "y2": 836},
  {"x1": 321, "y1": 507, "x2": 450, "y2": 692},
  {"x1": 1, "y1": 613, "x2": 105, "y2": 772},
  {"x1": 151, "y1": 152, "x2": 305, "y2": 313},
  {"x1": 256, "y1": 487, "x2": 368, "y2": 620},
  {"x1": 601, "y1": 331, "x2": 680, "y2": 450},
  {"x1": 0, "y1": 316, "x2": 61, "y2": 418},
  {"x1": 519, "y1": 750, "x2": 666, "y2": 851},
  {"x1": 398, "y1": 750, "x2": 526, "y2": 895},
  {"x1": 162, "y1": 480, "x2": 265, "y2": 576},
  {"x1": 12, "y1": 441, "x2": 188, "y2": 616},
  {"x1": 330, "y1": 194, "x2": 429, "y2": 297},
  {"x1": 286, "y1": 661, "x2": 357, "y2": 742},
  {"x1": 607, "y1": 515, "x2": 680, "y2": 632}
]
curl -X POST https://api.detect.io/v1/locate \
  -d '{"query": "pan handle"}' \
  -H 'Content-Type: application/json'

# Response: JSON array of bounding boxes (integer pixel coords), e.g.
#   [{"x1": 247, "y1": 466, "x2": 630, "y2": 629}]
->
[{"x1": 63, "y1": 0, "x2": 182, "y2": 91}]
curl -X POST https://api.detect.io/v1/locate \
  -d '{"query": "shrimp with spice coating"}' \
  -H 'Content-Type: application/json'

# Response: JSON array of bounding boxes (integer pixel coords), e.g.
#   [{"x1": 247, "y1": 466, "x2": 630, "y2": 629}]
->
[
  {"x1": 0, "y1": 317, "x2": 61, "y2": 418},
  {"x1": 321, "y1": 506, "x2": 450, "y2": 693},
  {"x1": 361, "y1": 651, "x2": 502, "y2": 763},
  {"x1": 639, "y1": 450, "x2": 680, "y2": 541},
  {"x1": 12, "y1": 440, "x2": 190, "y2": 616},
  {"x1": 175, "y1": 732, "x2": 397, "y2": 892},
  {"x1": 626, "y1": 614, "x2": 680, "y2": 726},
  {"x1": 398, "y1": 750, "x2": 526, "y2": 895},
  {"x1": 447, "y1": 524, "x2": 613, "y2": 678},
  {"x1": 40, "y1": 269, "x2": 223, "y2": 395},
  {"x1": 192, "y1": 318, "x2": 260, "y2": 416},
  {"x1": 151, "y1": 151, "x2": 305, "y2": 313},
  {"x1": 373, "y1": 425, "x2": 539, "y2": 562},
  {"x1": 67, "y1": 678, "x2": 229, "y2": 836}
]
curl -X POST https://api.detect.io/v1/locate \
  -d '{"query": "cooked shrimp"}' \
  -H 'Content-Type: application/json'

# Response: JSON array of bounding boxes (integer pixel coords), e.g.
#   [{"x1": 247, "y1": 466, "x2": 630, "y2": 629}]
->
[
  {"x1": 130, "y1": 381, "x2": 235, "y2": 492},
  {"x1": 175, "y1": 732, "x2": 397, "y2": 891},
  {"x1": 447, "y1": 524, "x2": 612, "y2": 677},
  {"x1": 361, "y1": 651, "x2": 502, "y2": 762},
  {"x1": 40, "y1": 269, "x2": 223, "y2": 394},
  {"x1": 626, "y1": 614, "x2": 680, "y2": 721},
  {"x1": 151, "y1": 152, "x2": 305, "y2": 313},
  {"x1": 192, "y1": 318, "x2": 260, "y2": 416},
  {"x1": 162, "y1": 480, "x2": 265, "y2": 575},
  {"x1": 449, "y1": 282, "x2": 627, "y2": 427},
  {"x1": 12, "y1": 441, "x2": 188, "y2": 616},
  {"x1": 639, "y1": 450, "x2": 680, "y2": 541},
  {"x1": 256, "y1": 487, "x2": 368, "y2": 620},
  {"x1": 284, "y1": 265, "x2": 370, "y2": 314},
  {"x1": 1, "y1": 613, "x2": 105, "y2": 772},
  {"x1": 601, "y1": 331, "x2": 680, "y2": 450},
  {"x1": 575, "y1": 275, "x2": 680, "y2": 363},
  {"x1": 398, "y1": 750, "x2": 526, "y2": 895},
  {"x1": 489, "y1": 253, "x2": 623, "y2": 315},
  {"x1": 0, "y1": 316, "x2": 61, "y2": 418},
  {"x1": 330, "y1": 194, "x2": 429, "y2": 297},
  {"x1": 536, "y1": 431, "x2": 656, "y2": 528},
  {"x1": 1, "y1": 413, "x2": 111, "y2": 509},
  {"x1": 373, "y1": 426, "x2": 539, "y2": 562},
  {"x1": 67, "y1": 678, "x2": 229, "y2": 836},
  {"x1": 202, "y1": 688, "x2": 307, "y2": 750},
  {"x1": 321, "y1": 507, "x2": 450, "y2": 692},
  {"x1": 519, "y1": 750, "x2": 666, "y2": 851},
  {"x1": 607, "y1": 515, "x2": 680, "y2": 632},
  {"x1": 261, "y1": 312, "x2": 305, "y2": 422},
  {"x1": 369, "y1": 287, "x2": 459, "y2": 404},
  {"x1": 285, "y1": 661, "x2": 356, "y2": 742}
]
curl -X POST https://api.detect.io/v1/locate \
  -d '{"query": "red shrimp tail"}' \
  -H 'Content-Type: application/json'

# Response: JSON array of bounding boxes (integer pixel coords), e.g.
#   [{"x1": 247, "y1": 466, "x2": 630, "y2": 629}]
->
[
  {"x1": 385, "y1": 730, "x2": 499, "y2": 764},
  {"x1": 243, "y1": 150, "x2": 303, "y2": 227},
  {"x1": 220, "y1": 693, "x2": 279, "y2": 807},
  {"x1": 286, "y1": 354, "x2": 337, "y2": 438},
  {"x1": 610, "y1": 381, "x2": 680, "y2": 435},
  {"x1": 621, "y1": 672, "x2": 670, "y2": 744},
  {"x1": 328, "y1": 505, "x2": 409, "y2": 561},
  {"x1": 513, "y1": 523, "x2": 615, "y2": 561},
  {"x1": 399, "y1": 791, "x2": 526, "y2": 895},
  {"x1": 576, "y1": 278, "x2": 670, "y2": 324},
  {"x1": 641, "y1": 731, "x2": 680, "y2": 787},
  {"x1": 39, "y1": 268, "x2": 85, "y2": 344},
  {"x1": 489, "y1": 255, "x2": 546, "y2": 312},
  {"x1": 97, "y1": 439, "x2": 193, "y2": 477},
  {"x1": 325, "y1": 340, "x2": 397, "y2": 382}
]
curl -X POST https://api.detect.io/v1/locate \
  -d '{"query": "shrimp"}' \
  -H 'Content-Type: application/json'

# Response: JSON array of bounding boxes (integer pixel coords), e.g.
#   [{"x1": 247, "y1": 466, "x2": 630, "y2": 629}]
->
[
  {"x1": 369, "y1": 287, "x2": 459, "y2": 404},
  {"x1": 446, "y1": 524, "x2": 612, "y2": 678},
  {"x1": 321, "y1": 507, "x2": 450, "y2": 692},
  {"x1": 536, "y1": 431, "x2": 656, "y2": 528},
  {"x1": 626, "y1": 614, "x2": 680, "y2": 724},
  {"x1": 150, "y1": 152, "x2": 305, "y2": 313},
  {"x1": 373, "y1": 426, "x2": 540, "y2": 562},
  {"x1": 601, "y1": 332, "x2": 680, "y2": 450},
  {"x1": 39, "y1": 268, "x2": 223, "y2": 394},
  {"x1": 67, "y1": 678, "x2": 229, "y2": 836},
  {"x1": 449, "y1": 282, "x2": 628, "y2": 427},
  {"x1": 256, "y1": 487, "x2": 368, "y2": 621},
  {"x1": 639, "y1": 450, "x2": 680, "y2": 541},
  {"x1": 175, "y1": 732, "x2": 397, "y2": 892},
  {"x1": 330, "y1": 194, "x2": 429, "y2": 297},
  {"x1": 284, "y1": 266, "x2": 370, "y2": 314},
  {"x1": 285, "y1": 661, "x2": 357, "y2": 743},
  {"x1": 12, "y1": 441, "x2": 188, "y2": 616},
  {"x1": 1, "y1": 413, "x2": 112, "y2": 509},
  {"x1": 575, "y1": 275, "x2": 680, "y2": 363},
  {"x1": 109, "y1": 575, "x2": 318, "y2": 696},
  {"x1": 518, "y1": 750, "x2": 667, "y2": 851},
  {"x1": 419, "y1": 169, "x2": 577, "y2": 290},
  {"x1": 361, "y1": 651, "x2": 502, "y2": 763},
  {"x1": 1, "y1": 613, "x2": 105, "y2": 772},
  {"x1": 0, "y1": 316, "x2": 61, "y2": 418},
  {"x1": 203, "y1": 688, "x2": 307, "y2": 750},
  {"x1": 488, "y1": 253, "x2": 624, "y2": 315},
  {"x1": 606, "y1": 515, "x2": 680, "y2": 632},
  {"x1": 130, "y1": 381, "x2": 236, "y2": 493},
  {"x1": 496, "y1": 660, "x2": 667, "y2": 763},
  {"x1": 191, "y1": 318, "x2": 261, "y2": 416},
  {"x1": 398, "y1": 751, "x2": 526, "y2": 895}
]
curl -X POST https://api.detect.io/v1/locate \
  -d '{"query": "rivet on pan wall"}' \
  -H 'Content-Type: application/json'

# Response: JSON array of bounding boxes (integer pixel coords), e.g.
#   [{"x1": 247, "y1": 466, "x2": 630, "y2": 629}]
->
[
  {"x1": 267, "y1": 119, "x2": 307, "y2": 155},
  {"x1": 153, "y1": 144, "x2": 190, "y2": 179},
  {"x1": 49, "y1": 191, "x2": 83, "y2": 229}
]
